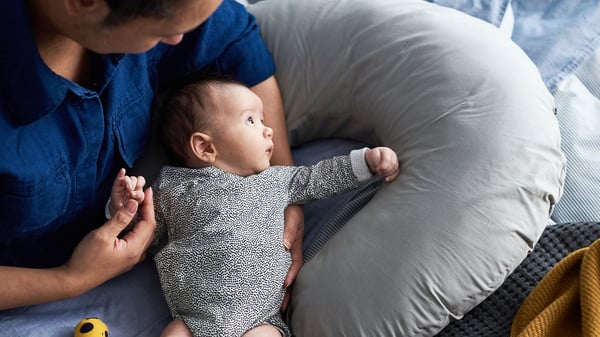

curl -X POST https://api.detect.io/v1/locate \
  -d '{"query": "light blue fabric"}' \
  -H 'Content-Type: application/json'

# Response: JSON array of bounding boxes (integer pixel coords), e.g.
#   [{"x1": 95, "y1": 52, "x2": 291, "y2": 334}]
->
[
  {"x1": 428, "y1": 0, "x2": 600, "y2": 94},
  {"x1": 551, "y1": 48, "x2": 600, "y2": 223},
  {"x1": 426, "y1": 0, "x2": 510, "y2": 27},
  {"x1": 511, "y1": 1, "x2": 600, "y2": 93}
]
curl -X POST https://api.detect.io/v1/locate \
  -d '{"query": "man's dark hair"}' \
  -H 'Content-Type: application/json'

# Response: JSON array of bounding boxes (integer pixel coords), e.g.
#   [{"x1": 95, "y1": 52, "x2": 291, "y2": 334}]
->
[{"x1": 104, "y1": 0, "x2": 182, "y2": 26}]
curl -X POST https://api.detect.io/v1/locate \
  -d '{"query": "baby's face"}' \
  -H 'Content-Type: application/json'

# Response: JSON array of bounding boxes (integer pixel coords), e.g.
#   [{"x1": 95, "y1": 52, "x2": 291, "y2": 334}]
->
[{"x1": 210, "y1": 84, "x2": 274, "y2": 176}]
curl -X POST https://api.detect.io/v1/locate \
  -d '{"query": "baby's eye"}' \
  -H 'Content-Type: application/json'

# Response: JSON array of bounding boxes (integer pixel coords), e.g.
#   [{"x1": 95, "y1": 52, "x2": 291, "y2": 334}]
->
[{"x1": 246, "y1": 116, "x2": 255, "y2": 125}]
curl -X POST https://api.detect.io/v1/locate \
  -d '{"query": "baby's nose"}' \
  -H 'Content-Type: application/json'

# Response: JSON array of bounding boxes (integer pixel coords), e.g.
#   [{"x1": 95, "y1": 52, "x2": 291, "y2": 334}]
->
[{"x1": 264, "y1": 126, "x2": 273, "y2": 138}]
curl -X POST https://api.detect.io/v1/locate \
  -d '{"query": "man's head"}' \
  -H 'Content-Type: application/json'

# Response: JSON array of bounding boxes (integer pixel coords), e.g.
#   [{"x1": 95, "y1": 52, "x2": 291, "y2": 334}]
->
[
  {"x1": 31, "y1": 0, "x2": 222, "y2": 53},
  {"x1": 103, "y1": 0, "x2": 181, "y2": 26}
]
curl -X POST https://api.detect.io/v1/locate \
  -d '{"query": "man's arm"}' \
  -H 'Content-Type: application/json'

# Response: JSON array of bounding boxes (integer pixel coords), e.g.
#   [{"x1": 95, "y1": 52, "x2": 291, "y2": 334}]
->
[{"x1": 0, "y1": 189, "x2": 155, "y2": 310}]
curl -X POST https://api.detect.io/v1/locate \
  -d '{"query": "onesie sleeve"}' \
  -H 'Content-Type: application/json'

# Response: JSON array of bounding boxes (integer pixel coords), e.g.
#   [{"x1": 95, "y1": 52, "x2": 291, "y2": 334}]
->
[{"x1": 286, "y1": 149, "x2": 374, "y2": 205}]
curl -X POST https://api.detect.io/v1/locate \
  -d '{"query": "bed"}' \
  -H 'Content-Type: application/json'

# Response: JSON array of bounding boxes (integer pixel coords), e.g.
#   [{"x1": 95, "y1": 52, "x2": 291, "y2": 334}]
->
[{"x1": 1, "y1": 0, "x2": 599, "y2": 336}]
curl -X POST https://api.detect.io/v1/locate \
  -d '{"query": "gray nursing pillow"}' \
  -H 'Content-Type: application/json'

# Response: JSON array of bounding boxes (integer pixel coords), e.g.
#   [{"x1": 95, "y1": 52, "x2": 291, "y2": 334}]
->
[{"x1": 249, "y1": 0, "x2": 566, "y2": 335}]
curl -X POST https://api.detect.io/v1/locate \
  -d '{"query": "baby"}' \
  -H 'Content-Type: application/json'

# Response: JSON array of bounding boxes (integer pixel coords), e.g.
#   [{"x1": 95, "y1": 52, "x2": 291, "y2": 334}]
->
[{"x1": 108, "y1": 77, "x2": 399, "y2": 337}]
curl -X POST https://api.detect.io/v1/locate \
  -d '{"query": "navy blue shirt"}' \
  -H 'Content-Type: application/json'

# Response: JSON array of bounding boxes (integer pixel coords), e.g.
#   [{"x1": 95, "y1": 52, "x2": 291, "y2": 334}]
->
[{"x1": 0, "y1": 0, "x2": 275, "y2": 267}]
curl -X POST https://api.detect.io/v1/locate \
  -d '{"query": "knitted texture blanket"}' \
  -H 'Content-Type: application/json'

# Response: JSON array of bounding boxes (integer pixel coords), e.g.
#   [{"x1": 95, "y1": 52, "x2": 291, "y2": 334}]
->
[{"x1": 511, "y1": 237, "x2": 600, "y2": 337}]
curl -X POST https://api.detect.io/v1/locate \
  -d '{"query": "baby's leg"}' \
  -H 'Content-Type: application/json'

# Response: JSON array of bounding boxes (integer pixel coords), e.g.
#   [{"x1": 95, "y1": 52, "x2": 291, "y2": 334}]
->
[
  {"x1": 242, "y1": 324, "x2": 283, "y2": 337},
  {"x1": 160, "y1": 319, "x2": 282, "y2": 337},
  {"x1": 159, "y1": 319, "x2": 192, "y2": 337}
]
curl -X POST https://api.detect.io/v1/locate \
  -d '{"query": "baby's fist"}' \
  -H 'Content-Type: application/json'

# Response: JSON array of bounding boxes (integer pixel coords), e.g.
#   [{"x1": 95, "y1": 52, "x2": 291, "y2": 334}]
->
[{"x1": 365, "y1": 147, "x2": 399, "y2": 182}]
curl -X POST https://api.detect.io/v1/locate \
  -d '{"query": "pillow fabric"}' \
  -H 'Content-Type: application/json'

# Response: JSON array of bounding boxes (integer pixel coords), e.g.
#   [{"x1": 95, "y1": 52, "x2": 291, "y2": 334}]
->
[{"x1": 248, "y1": 0, "x2": 566, "y2": 336}]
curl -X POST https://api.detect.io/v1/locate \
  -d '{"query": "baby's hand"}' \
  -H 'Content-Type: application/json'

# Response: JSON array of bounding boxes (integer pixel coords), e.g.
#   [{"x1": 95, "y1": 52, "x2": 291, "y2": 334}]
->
[
  {"x1": 109, "y1": 168, "x2": 146, "y2": 218},
  {"x1": 365, "y1": 147, "x2": 399, "y2": 182}
]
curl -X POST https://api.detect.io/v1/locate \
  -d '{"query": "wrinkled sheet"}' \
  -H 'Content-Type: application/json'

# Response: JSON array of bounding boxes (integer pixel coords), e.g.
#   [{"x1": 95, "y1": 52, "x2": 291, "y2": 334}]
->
[{"x1": 429, "y1": 0, "x2": 600, "y2": 93}]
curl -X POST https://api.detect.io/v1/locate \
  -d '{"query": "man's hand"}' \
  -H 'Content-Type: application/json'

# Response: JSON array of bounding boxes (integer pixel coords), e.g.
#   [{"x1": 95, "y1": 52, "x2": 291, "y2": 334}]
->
[
  {"x1": 63, "y1": 187, "x2": 156, "y2": 294},
  {"x1": 281, "y1": 204, "x2": 304, "y2": 311}
]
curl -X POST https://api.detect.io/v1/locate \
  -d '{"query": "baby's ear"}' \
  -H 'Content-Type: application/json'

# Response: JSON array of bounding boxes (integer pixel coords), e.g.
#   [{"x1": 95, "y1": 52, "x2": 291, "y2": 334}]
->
[{"x1": 190, "y1": 132, "x2": 216, "y2": 163}]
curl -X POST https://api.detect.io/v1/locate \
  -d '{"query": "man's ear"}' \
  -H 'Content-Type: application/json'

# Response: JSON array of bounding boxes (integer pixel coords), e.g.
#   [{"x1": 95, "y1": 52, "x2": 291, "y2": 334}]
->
[
  {"x1": 190, "y1": 132, "x2": 217, "y2": 163},
  {"x1": 64, "y1": 0, "x2": 101, "y2": 16}
]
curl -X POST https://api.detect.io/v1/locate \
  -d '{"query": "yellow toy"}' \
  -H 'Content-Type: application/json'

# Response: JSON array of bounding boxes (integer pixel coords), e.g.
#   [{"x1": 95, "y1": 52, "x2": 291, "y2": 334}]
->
[{"x1": 74, "y1": 317, "x2": 109, "y2": 337}]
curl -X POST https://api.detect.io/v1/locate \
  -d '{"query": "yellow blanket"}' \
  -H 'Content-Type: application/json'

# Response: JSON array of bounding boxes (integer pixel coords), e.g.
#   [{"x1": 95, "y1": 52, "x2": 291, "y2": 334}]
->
[{"x1": 511, "y1": 238, "x2": 600, "y2": 337}]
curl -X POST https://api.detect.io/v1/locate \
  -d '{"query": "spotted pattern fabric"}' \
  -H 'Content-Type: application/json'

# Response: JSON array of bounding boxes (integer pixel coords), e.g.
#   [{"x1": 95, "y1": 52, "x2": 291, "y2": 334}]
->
[{"x1": 152, "y1": 152, "x2": 370, "y2": 337}]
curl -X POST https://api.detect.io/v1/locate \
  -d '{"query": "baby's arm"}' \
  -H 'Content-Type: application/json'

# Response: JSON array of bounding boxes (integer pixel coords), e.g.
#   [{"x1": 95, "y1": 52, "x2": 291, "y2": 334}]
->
[
  {"x1": 286, "y1": 147, "x2": 399, "y2": 204},
  {"x1": 364, "y1": 147, "x2": 400, "y2": 182},
  {"x1": 106, "y1": 168, "x2": 146, "y2": 219}
]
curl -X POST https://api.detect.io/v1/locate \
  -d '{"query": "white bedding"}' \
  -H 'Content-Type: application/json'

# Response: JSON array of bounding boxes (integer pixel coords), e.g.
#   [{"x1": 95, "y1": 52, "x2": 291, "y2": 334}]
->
[{"x1": 551, "y1": 47, "x2": 600, "y2": 223}]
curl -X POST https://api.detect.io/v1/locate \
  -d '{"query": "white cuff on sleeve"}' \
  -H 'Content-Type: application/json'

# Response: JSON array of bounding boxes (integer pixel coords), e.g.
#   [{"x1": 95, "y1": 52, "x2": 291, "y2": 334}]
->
[
  {"x1": 105, "y1": 198, "x2": 112, "y2": 220},
  {"x1": 350, "y1": 148, "x2": 373, "y2": 182}
]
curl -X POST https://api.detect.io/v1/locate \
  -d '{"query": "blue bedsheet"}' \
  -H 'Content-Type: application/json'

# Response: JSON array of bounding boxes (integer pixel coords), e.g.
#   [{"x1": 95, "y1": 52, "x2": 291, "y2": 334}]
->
[{"x1": 429, "y1": 0, "x2": 600, "y2": 93}]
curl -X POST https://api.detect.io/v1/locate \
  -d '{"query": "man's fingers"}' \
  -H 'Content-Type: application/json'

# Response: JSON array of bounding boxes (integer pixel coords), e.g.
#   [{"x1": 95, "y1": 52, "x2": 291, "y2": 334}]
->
[
  {"x1": 104, "y1": 199, "x2": 138, "y2": 237},
  {"x1": 282, "y1": 206, "x2": 303, "y2": 250},
  {"x1": 280, "y1": 288, "x2": 292, "y2": 312},
  {"x1": 282, "y1": 219, "x2": 295, "y2": 250},
  {"x1": 284, "y1": 246, "x2": 302, "y2": 289},
  {"x1": 281, "y1": 205, "x2": 304, "y2": 304},
  {"x1": 121, "y1": 188, "x2": 156, "y2": 249},
  {"x1": 139, "y1": 187, "x2": 155, "y2": 221}
]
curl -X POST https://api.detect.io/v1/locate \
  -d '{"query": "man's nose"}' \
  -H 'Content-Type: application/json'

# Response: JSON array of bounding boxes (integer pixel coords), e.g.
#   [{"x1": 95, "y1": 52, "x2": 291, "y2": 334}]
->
[{"x1": 160, "y1": 34, "x2": 184, "y2": 45}]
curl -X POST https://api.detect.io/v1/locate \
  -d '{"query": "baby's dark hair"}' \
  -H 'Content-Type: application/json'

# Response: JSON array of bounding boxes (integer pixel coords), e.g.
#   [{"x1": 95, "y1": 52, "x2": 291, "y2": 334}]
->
[
  {"x1": 103, "y1": 0, "x2": 182, "y2": 26},
  {"x1": 158, "y1": 74, "x2": 243, "y2": 166}
]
